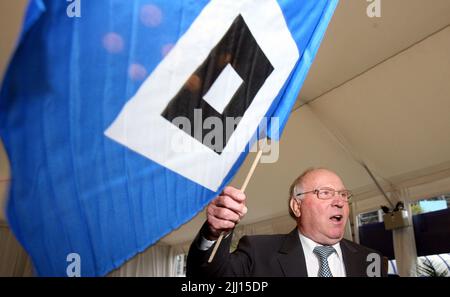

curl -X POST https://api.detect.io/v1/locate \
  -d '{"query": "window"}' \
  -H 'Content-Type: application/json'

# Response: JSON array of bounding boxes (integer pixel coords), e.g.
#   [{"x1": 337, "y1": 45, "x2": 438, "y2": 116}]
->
[
  {"x1": 411, "y1": 195, "x2": 450, "y2": 215},
  {"x1": 358, "y1": 209, "x2": 383, "y2": 226}
]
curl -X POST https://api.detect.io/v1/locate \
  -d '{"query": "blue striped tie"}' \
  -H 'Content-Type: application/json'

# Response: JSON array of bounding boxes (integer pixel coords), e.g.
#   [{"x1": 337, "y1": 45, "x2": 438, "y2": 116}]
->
[{"x1": 313, "y1": 246, "x2": 336, "y2": 277}]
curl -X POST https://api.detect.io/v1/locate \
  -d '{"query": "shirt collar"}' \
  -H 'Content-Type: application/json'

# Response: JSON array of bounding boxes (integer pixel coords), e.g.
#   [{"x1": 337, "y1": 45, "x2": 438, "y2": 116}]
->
[{"x1": 297, "y1": 229, "x2": 343, "y2": 260}]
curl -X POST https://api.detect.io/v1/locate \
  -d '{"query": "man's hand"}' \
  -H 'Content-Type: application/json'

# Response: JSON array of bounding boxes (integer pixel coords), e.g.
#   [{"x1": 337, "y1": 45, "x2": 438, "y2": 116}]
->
[{"x1": 205, "y1": 186, "x2": 248, "y2": 240}]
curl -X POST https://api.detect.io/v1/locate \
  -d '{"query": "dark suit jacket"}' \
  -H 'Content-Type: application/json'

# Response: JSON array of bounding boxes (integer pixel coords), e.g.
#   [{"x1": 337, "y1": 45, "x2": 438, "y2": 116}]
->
[{"x1": 187, "y1": 224, "x2": 387, "y2": 277}]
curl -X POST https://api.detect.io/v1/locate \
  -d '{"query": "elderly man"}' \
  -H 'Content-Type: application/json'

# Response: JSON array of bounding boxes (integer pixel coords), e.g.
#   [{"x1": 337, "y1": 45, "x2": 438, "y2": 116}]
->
[{"x1": 187, "y1": 168, "x2": 386, "y2": 277}]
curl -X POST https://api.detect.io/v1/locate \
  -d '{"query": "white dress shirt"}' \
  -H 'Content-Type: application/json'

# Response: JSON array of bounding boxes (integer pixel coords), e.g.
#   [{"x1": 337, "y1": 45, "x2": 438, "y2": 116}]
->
[{"x1": 298, "y1": 231, "x2": 346, "y2": 277}]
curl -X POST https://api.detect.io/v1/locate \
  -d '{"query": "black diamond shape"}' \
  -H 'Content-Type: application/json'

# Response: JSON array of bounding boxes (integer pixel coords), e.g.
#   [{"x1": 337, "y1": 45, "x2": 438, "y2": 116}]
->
[{"x1": 162, "y1": 14, "x2": 274, "y2": 154}]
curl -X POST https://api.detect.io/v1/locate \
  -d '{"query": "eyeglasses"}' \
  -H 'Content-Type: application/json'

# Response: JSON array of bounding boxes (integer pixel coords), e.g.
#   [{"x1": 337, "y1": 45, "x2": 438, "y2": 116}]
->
[{"x1": 296, "y1": 187, "x2": 352, "y2": 202}]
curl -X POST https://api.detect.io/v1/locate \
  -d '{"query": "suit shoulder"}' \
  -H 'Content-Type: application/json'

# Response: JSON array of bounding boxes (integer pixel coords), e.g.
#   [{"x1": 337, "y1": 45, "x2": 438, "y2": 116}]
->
[
  {"x1": 235, "y1": 233, "x2": 290, "y2": 258},
  {"x1": 241, "y1": 233, "x2": 287, "y2": 243},
  {"x1": 237, "y1": 233, "x2": 288, "y2": 251}
]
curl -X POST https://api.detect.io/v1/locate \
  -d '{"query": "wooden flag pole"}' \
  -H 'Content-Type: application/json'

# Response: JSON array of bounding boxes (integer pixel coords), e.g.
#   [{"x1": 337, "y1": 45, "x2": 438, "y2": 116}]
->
[{"x1": 207, "y1": 146, "x2": 264, "y2": 263}]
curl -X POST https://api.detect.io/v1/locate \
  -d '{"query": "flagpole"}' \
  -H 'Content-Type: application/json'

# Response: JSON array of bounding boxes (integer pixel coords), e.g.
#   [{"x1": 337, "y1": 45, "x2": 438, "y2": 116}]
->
[{"x1": 207, "y1": 146, "x2": 264, "y2": 263}]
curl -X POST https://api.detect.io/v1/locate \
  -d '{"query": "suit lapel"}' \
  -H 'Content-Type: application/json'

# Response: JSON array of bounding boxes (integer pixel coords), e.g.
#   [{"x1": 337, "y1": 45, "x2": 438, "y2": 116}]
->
[
  {"x1": 277, "y1": 228, "x2": 308, "y2": 277},
  {"x1": 340, "y1": 239, "x2": 362, "y2": 277},
  {"x1": 276, "y1": 230, "x2": 366, "y2": 277}
]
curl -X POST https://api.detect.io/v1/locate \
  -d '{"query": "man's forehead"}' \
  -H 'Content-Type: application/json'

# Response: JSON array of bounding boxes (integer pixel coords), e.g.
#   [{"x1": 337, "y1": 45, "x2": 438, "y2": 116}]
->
[{"x1": 303, "y1": 169, "x2": 345, "y2": 188}]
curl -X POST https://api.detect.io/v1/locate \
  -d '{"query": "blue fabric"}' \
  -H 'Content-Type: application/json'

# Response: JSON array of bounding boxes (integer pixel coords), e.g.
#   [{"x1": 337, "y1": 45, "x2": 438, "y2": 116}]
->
[
  {"x1": 267, "y1": 0, "x2": 339, "y2": 139},
  {"x1": 0, "y1": 0, "x2": 337, "y2": 276}
]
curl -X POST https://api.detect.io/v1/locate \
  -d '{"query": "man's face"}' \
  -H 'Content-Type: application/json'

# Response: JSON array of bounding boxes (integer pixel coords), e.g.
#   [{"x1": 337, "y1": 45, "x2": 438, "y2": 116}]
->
[{"x1": 296, "y1": 169, "x2": 350, "y2": 245}]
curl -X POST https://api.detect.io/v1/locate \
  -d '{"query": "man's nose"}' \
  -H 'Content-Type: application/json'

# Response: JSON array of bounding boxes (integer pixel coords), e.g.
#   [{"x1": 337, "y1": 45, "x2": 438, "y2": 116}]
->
[{"x1": 331, "y1": 196, "x2": 345, "y2": 208}]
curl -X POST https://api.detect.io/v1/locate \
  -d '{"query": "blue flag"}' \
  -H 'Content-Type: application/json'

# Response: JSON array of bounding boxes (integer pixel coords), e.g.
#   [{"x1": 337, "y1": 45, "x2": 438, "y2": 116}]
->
[{"x1": 0, "y1": 0, "x2": 338, "y2": 276}]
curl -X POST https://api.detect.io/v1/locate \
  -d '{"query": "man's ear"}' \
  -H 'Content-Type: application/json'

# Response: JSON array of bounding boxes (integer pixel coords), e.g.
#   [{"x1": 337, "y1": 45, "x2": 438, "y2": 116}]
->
[{"x1": 290, "y1": 197, "x2": 301, "y2": 218}]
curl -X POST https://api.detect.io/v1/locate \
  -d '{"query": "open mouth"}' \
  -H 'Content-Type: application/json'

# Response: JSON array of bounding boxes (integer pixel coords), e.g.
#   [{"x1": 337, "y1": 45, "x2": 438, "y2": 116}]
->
[{"x1": 330, "y1": 215, "x2": 343, "y2": 222}]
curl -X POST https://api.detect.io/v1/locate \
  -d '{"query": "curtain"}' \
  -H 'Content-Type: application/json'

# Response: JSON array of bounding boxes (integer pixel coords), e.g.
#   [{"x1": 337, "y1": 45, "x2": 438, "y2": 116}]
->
[
  {"x1": 0, "y1": 225, "x2": 34, "y2": 276},
  {"x1": 413, "y1": 208, "x2": 450, "y2": 256},
  {"x1": 108, "y1": 244, "x2": 177, "y2": 277},
  {"x1": 359, "y1": 222, "x2": 395, "y2": 259}
]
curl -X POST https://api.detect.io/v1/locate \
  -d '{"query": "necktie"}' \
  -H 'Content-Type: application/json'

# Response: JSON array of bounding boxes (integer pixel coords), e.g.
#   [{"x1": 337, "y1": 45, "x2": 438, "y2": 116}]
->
[{"x1": 313, "y1": 245, "x2": 336, "y2": 277}]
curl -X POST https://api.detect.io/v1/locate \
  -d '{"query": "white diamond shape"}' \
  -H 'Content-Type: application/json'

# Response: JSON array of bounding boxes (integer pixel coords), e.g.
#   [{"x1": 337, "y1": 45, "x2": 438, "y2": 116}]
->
[{"x1": 203, "y1": 63, "x2": 243, "y2": 114}]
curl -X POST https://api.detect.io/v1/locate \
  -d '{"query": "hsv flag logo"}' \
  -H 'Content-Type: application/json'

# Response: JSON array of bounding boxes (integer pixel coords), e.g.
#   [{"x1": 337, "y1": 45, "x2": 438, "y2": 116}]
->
[
  {"x1": 105, "y1": 0, "x2": 299, "y2": 191},
  {"x1": 162, "y1": 14, "x2": 274, "y2": 154}
]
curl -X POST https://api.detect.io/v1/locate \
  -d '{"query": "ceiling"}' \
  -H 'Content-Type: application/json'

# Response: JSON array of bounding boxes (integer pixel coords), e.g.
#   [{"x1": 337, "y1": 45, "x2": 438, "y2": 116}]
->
[
  {"x1": 298, "y1": 0, "x2": 450, "y2": 103},
  {"x1": 1, "y1": 1, "x2": 450, "y2": 248}
]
